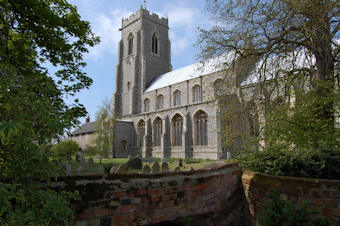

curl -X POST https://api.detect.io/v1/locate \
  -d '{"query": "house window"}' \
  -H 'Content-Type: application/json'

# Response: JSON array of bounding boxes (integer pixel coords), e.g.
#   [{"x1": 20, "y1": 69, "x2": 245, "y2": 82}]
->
[
  {"x1": 172, "y1": 114, "x2": 183, "y2": 146},
  {"x1": 152, "y1": 33, "x2": 158, "y2": 54},
  {"x1": 137, "y1": 120, "x2": 145, "y2": 147},
  {"x1": 173, "y1": 90, "x2": 181, "y2": 106},
  {"x1": 156, "y1": 94, "x2": 164, "y2": 110},
  {"x1": 192, "y1": 85, "x2": 202, "y2": 102},
  {"x1": 144, "y1": 98, "x2": 150, "y2": 112},
  {"x1": 194, "y1": 111, "x2": 208, "y2": 145},
  {"x1": 128, "y1": 33, "x2": 133, "y2": 55},
  {"x1": 120, "y1": 140, "x2": 127, "y2": 152},
  {"x1": 153, "y1": 117, "x2": 162, "y2": 146}
]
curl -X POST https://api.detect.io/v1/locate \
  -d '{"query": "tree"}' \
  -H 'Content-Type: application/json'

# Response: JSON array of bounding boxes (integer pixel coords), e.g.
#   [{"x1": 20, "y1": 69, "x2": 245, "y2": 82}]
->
[
  {"x1": 0, "y1": 0, "x2": 99, "y2": 224},
  {"x1": 198, "y1": 0, "x2": 340, "y2": 152},
  {"x1": 93, "y1": 98, "x2": 116, "y2": 163},
  {"x1": 51, "y1": 140, "x2": 82, "y2": 161}
]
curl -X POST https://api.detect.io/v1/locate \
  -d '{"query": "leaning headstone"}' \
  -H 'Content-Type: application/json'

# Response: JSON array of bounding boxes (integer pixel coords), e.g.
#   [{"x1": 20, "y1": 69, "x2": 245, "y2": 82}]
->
[
  {"x1": 117, "y1": 164, "x2": 127, "y2": 174},
  {"x1": 109, "y1": 166, "x2": 117, "y2": 174},
  {"x1": 65, "y1": 163, "x2": 72, "y2": 176},
  {"x1": 174, "y1": 166, "x2": 181, "y2": 172},
  {"x1": 88, "y1": 157, "x2": 94, "y2": 165},
  {"x1": 179, "y1": 158, "x2": 183, "y2": 167},
  {"x1": 161, "y1": 162, "x2": 169, "y2": 173},
  {"x1": 142, "y1": 164, "x2": 151, "y2": 174},
  {"x1": 151, "y1": 161, "x2": 160, "y2": 174}
]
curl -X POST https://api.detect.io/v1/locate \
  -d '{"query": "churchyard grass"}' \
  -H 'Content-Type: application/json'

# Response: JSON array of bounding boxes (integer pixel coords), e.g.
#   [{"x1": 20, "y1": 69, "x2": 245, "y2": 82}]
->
[{"x1": 69, "y1": 156, "x2": 214, "y2": 175}]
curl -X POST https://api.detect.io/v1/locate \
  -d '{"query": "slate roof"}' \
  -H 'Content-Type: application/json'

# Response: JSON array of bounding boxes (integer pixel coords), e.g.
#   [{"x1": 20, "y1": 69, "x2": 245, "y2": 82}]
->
[
  {"x1": 145, "y1": 54, "x2": 232, "y2": 92},
  {"x1": 70, "y1": 121, "x2": 97, "y2": 136}
]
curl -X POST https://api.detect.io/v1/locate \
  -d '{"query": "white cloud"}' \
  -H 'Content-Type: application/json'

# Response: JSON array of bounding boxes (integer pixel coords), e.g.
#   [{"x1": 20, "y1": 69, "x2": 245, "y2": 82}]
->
[{"x1": 86, "y1": 9, "x2": 132, "y2": 59}]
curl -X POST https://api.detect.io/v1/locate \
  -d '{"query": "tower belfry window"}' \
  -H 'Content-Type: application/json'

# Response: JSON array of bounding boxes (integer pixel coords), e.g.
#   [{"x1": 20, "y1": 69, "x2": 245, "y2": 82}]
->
[
  {"x1": 128, "y1": 33, "x2": 133, "y2": 55},
  {"x1": 152, "y1": 33, "x2": 158, "y2": 54}
]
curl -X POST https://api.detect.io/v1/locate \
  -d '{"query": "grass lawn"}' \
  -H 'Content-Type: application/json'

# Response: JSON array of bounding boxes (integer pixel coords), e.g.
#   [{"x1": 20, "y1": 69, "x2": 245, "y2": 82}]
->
[{"x1": 69, "y1": 156, "x2": 215, "y2": 175}]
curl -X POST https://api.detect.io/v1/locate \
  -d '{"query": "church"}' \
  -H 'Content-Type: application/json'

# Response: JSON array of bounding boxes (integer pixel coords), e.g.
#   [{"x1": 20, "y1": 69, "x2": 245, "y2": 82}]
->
[{"x1": 110, "y1": 6, "x2": 260, "y2": 160}]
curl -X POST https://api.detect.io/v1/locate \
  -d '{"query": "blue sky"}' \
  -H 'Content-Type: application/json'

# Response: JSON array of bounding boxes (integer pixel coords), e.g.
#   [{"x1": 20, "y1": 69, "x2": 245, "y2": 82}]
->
[{"x1": 66, "y1": 0, "x2": 211, "y2": 124}]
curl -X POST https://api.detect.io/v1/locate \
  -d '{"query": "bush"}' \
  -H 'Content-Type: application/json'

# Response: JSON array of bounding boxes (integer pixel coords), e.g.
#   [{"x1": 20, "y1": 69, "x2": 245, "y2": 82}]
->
[
  {"x1": 184, "y1": 158, "x2": 202, "y2": 164},
  {"x1": 236, "y1": 146, "x2": 340, "y2": 179},
  {"x1": 259, "y1": 191, "x2": 332, "y2": 226},
  {"x1": 84, "y1": 145, "x2": 98, "y2": 156},
  {"x1": 51, "y1": 140, "x2": 81, "y2": 160},
  {"x1": 125, "y1": 156, "x2": 142, "y2": 169}
]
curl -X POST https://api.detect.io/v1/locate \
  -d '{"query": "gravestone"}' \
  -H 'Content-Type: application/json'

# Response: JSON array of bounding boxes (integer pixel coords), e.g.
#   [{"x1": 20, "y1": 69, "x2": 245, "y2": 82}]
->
[
  {"x1": 142, "y1": 164, "x2": 151, "y2": 174},
  {"x1": 151, "y1": 161, "x2": 160, "y2": 174},
  {"x1": 161, "y1": 162, "x2": 169, "y2": 173},
  {"x1": 77, "y1": 165, "x2": 84, "y2": 173},
  {"x1": 109, "y1": 166, "x2": 117, "y2": 174},
  {"x1": 117, "y1": 164, "x2": 127, "y2": 174},
  {"x1": 179, "y1": 158, "x2": 183, "y2": 167},
  {"x1": 65, "y1": 163, "x2": 72, "y2": 176},
  {"x1": 88, "y1": 157, "x2": 94, "y2": 165},
  {"x1": 174, "y1": 166, "x2": 181, "y2": 172},
  {"x1": 76, "y1": 152, "x2": 85, "y2": 163}
]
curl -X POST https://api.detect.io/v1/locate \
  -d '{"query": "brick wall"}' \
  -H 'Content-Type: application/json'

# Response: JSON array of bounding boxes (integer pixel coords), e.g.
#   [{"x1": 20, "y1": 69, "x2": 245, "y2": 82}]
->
[
  {"x1": 51, "y1": 163, "x2": 245, "y2": 226},
  {"x1": 242, "y1": 170, "x2": 340, "y2": 225}
]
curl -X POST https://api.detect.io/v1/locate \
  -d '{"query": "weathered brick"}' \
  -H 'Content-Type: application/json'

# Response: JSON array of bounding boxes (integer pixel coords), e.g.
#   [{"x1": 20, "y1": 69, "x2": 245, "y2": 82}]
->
[
  {"x1": 94, "y1": 208, "x2": 115, "y2": 217},
  {"x1": 119, "y1": 205, "x2": 137, "y2": 214}
]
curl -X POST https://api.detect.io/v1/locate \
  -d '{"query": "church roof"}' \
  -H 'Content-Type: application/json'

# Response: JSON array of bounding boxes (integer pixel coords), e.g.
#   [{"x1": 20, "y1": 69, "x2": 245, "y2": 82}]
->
[
  {"x1": 70, "y1": 121, "x2": 96, "y2": 136},
  {"x1": 145, "y1": 54, "x2": 231, "y2": 92}
]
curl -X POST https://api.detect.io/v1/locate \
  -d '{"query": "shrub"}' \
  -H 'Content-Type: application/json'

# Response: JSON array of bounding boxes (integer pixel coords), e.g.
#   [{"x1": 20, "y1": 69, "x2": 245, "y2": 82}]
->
[
  {"x1": 125, "y1": 156, "x2": 142, "y2": 169},
  {"x1": 259, "y1": 191, "x2": 332, "y2": 226},
  {"x1": 51, "y1": 140, "x2": 81, "y2": 160},
  {"x1": 184, "y1": 158, "x2": 202, "y2": 164},
  {"x1": 84, "y1": 145, "x2": 98, "y2": 156},
  {"x1": 236, "y1": 146, "x2": 340, "y2": 179}
]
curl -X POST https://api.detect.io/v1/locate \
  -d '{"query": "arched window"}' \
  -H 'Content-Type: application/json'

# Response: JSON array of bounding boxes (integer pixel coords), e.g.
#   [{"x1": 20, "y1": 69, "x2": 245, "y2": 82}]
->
[
  {"x1": 127, "y1": 81, "x2": 130, "y2": 91},
  {"x1": 128, "y1": 33, "x2": 133, "y2": 55},
  {"x1": 246, "y1": 102, "x2": 259, "y2": 137},
  {"x1": 194, "y1": 111, "x2": 208, "y2": 145},
  {"x1": 156, "y1": 94, "x2": 164, "y2": 110},
  {"x1": 214, "y1": 79, "x2": 224, "y2": 97},
  {"x1": 172, "y1": 114, "x2": 183, "y2": 146},
  {"x1": 192, "y1": 85, "x2": 202, "y2": 102},
  {"x1": 120, "y1": 140, "x2": 127, "y2": 152},
  {"x1": 144, "y1": 98, "x2": 150, "y2": 112},
  {"x1": 173, "y1": 90, "x2": 181, "y2": 106},
  {"x1": 152, "y1": 33, "x2": 159, "y2": 54},
  {"x1": 153, "y1": 117, "x2": 162, "y2": 146},
  {"x1": 137, "y1": 120, "x2": 145, "y2": 147}
]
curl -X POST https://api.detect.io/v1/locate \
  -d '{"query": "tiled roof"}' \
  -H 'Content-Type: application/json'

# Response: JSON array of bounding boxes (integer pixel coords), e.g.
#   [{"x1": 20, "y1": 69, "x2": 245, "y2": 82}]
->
[{"x1": 70, "y1": 121, "x2": 97, "y2": 135}]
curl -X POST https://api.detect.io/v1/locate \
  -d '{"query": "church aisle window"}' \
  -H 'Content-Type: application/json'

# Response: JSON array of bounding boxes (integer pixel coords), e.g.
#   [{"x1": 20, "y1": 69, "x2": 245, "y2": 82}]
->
[
  {"x1": 172, "y1": 114, "x2": 183, "y2": 146},
  {"x1": 156, "y1": 94, "x2": 164, "y2": 110},
  {"x1": 128, "y1": 33, "x2": 133, "y2": 55},
  {"x1": 144, "y1": 98, "x2": 150, "y2": 112},
  {"x1": 152, "y1": 33, "x2": 159, "y2": 54},
  {"x1": 137, "y1": 120, "x2": 145, "y2": 147},
  {"x1": 194, "y1": 111, "x2": 208, "y2": 145},
  {"x1": 173, "y1": 90, "x2": 181, "y2": 106},
  {"x1": 153, "y1": 117, "x2": 162, "y2": 146},
  {"x1": 193, "y1": 85, "x2": 202, "y2": 102}
]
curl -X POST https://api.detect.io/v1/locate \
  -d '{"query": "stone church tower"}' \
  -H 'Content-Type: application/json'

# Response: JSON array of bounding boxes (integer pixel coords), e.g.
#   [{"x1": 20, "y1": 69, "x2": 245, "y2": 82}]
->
[{"x1": 114, "y1": 6, "x2": 172, "y2": 117}]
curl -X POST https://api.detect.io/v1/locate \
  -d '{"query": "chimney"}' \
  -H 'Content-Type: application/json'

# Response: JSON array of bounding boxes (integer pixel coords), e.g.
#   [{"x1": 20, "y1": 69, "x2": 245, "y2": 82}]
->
[{"x1": 86, "y1": 116, "x2": 90, "y2": 123}]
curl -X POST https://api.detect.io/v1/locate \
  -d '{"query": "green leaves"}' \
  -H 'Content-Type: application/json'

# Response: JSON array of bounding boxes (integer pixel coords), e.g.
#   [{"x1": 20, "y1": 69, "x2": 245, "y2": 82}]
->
[{"x1": 0, "y1": 0, "x2": 99, "y2": 224}]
